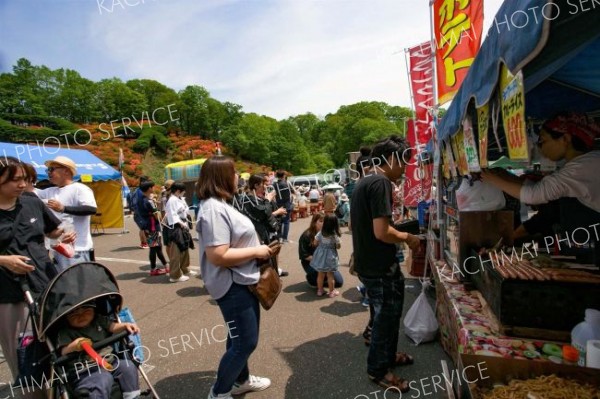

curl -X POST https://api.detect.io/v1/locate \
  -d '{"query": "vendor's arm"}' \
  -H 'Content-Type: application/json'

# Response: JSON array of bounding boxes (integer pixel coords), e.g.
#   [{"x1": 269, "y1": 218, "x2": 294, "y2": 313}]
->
[{"x1": 480, "y1": 170, "x2": 524, "y2": 199}]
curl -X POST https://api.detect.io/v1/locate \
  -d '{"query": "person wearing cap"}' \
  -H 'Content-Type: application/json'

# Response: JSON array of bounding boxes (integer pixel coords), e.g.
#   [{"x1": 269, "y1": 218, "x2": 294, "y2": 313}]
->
[
  {"x1": 36, "y1": 156, "x2": 97, "y2": 271},
  {"x1": 482, "y1": 112, "x2": 600, "y2": 247},
  {"x1": 337, "y1": 193, "x2": 350, "y2": 227}
]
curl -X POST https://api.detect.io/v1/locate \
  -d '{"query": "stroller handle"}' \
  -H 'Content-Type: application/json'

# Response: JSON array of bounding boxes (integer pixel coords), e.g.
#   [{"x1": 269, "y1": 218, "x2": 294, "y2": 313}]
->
[{"x1": 54, "y1": 330, "x2": 130, "y2": 367}]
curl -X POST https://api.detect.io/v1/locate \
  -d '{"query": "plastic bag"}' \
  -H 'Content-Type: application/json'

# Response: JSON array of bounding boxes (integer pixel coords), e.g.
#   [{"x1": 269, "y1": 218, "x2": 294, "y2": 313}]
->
[
  {"x1": 403, "y1": 281, "x2": 438, "y2": 345},
  {"x1": 456, "y1": 178, "x2": 506, "y2": 211}
]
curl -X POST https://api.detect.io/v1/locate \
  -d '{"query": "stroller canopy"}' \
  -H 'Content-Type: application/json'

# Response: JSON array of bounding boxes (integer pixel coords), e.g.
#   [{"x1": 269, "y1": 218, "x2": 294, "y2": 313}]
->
[{"x1": 37, "y1": 262, "x2": 122, "y2": 340}]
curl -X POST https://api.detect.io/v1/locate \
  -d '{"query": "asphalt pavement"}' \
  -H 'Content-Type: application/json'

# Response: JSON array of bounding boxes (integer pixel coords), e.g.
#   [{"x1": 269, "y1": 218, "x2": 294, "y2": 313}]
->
[{"x1": 1, "y1": 215, "x2": 454, "y2": 399}]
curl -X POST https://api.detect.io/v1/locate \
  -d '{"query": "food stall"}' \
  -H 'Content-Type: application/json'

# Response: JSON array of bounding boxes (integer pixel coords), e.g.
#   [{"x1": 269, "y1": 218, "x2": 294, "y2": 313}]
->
[{"x1": 428, "y1": 0, "x2": 600, "y2": 397}]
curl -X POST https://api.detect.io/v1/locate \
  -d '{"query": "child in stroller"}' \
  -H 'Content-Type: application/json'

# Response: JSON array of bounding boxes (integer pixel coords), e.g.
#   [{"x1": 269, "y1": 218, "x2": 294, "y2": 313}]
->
[{"x1": 56, "y1": 301, "x2": 141, "y2": 399}]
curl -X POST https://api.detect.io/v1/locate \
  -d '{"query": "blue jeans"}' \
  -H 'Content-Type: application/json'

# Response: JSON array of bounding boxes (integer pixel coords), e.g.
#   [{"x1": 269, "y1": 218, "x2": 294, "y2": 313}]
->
[
  {"x1": 278, "y1": 202, "x2": 292, "y2": 240},
  {"x1": 358, "y1": 273, "x2": 405, "y2": 379},
  {"x1": 213, "y1": 283, "x2": 260, "y2": 395},
  {"x1": 54, "y1": 250, "x2": 91, "y2": 272}
]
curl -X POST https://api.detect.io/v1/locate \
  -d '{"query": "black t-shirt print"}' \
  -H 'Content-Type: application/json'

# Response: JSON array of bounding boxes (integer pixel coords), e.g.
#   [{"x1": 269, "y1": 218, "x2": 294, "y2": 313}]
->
[{"x1": 350, "y1": 174, "x2": 399, "y2": 278}]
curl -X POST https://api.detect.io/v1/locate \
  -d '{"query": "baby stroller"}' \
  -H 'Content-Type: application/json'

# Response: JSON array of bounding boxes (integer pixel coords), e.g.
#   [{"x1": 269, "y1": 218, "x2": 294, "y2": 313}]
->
[{"x1": 22, "y1": 262, "x2": 160, "y2": 399}]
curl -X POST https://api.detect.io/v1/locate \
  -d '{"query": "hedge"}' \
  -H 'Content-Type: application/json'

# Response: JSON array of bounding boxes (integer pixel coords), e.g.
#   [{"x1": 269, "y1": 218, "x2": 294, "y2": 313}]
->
[{"x1": 0, "y1": 113, "x2": 77, "y2": 131}]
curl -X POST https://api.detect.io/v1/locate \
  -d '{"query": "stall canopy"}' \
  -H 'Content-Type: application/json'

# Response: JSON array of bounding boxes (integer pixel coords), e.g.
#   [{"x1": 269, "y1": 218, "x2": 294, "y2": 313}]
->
[
  {"x1": 164, "y1": 158, "x2": 206, "y2": 181},
  {"x1": 0, "y1": 142, "x2": 124, "y2": 228},
  {"x1": 438, "y1": 0, "x2": 600, "y2": 142}
]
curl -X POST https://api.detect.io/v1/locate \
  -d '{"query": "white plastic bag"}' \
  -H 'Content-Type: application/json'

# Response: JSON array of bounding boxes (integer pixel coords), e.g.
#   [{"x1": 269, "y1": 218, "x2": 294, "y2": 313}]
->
[
  {"x1": 403, "y1": 281, "x2": 438, "y2": 345},
  {"x1": 456, "y1": 178, "x2": 506, "y2": 211}
]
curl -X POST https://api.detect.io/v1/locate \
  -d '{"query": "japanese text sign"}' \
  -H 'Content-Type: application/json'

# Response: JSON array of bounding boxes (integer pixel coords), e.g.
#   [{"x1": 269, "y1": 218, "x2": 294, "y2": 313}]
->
[
  {"x1": 433, "y1": 0, "x2": 483, "y2": 104},
  {"x1": 500, "y1": 65, "x2": 529, "y2": 160}
]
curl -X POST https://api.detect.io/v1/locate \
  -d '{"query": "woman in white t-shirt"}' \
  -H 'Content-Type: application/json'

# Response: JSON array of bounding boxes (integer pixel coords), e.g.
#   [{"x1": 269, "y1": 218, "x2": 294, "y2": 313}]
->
[
  {"x1": 165, "y1": 182, "x2": 195, "y2": 283},
  {"x1": 196, "y1": 157, "x2": 273, "y2": 399}
]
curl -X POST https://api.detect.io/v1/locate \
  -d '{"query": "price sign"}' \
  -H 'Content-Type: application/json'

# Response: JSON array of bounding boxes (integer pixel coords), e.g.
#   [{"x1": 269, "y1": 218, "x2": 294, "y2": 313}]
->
[
  {"x1": 462, "y1": 115, "x2": 480, "y2": 173},
  {"x1": 80, "y1": 174, "x2": 93, "y2": 183},
  {"x1": 500, "y1": 65, "x2": 528, "y2": 160},
  {"x1": 455, "y1": 129, "x2": 469, "y2": 175},
  {"x1": 443, "y1": 141, "x2": 457, "y2": 178},
  {"x1": 477, "y1": 104, "x2": 489, "y2": 168}
]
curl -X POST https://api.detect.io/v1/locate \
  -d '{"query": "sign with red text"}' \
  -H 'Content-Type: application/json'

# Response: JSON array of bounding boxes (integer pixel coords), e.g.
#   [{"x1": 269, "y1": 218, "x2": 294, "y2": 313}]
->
[
  {"x1": 434, "y1": 0, "x2": 483, "y2": 104},
  {"x1": 500, "y1": 65, "x2": 529, "y2": 160},
  {"x1": 404, "y1": 119, "x2": 433, "y2": 207},
  {"x1": 408, "y1": 42, "x2": 434, "y2": 146}
]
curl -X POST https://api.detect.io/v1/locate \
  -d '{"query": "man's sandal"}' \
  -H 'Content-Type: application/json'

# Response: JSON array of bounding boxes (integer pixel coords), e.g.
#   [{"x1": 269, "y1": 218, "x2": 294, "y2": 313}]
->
[
  {"x1": 368, "y1": 374, "x2": 410, "y2": 393},
  {"x1": 394, "y1": 352, "x2": 414, "y2": 367}
]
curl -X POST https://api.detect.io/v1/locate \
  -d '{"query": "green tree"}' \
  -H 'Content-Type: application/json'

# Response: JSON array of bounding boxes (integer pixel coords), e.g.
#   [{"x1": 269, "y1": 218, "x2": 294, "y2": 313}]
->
[
  {"x1": 96, "y1": 78, "x2": 148, "y2": 121},
  {"x1": 126, "y1": 79, "x2": 178, "y2": 116},
  {"x1": 177, "y1": 85, "x2": 211, "y2": 137}
]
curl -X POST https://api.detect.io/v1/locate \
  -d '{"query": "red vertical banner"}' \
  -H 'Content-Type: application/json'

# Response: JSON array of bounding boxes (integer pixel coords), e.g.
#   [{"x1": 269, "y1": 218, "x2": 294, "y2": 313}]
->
[
  {"x1": 408, "y1": 42, "x2": 434, "y2": 147},
  {"x1": 404, "y1": 119, "x2": 433, "y2": 207},
  {"x1": 433, "y1": 0, "x2": 483, "y2": 105}
]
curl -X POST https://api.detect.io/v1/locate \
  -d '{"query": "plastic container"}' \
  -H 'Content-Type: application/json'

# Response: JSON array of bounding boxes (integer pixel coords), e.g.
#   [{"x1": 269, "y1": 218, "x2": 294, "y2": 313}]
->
[{"x1": 571, "y1": 308, "x2": 600, "y2": 366}]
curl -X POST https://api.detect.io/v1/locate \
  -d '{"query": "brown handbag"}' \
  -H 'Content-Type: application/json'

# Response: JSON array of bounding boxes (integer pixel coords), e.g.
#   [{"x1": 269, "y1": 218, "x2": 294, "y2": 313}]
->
[{"x1": 248, "y1": 241, "x2": 282, "y2": 310}]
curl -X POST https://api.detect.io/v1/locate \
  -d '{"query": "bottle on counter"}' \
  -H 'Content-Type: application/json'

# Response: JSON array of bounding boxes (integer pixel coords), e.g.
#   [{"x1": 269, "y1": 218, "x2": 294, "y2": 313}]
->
[{"x1": 571, "y1": 308, "x2": 600, "y2": 366}]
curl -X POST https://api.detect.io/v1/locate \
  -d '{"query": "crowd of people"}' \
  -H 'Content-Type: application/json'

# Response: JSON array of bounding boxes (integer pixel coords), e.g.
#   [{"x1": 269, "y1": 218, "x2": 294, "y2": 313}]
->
[{"x1": 0, "y1": 133, "x2": 423, "y2": 398}]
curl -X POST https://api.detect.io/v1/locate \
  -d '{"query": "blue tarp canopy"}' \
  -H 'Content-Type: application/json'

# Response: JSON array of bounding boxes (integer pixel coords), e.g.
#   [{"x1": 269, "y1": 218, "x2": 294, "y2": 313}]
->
[
  {"x1": 0, "y1": 142, "x2": 121, "y2": 181},
  {"x1": 438, "y1": 0, "x2": 600, "y2": 142}
]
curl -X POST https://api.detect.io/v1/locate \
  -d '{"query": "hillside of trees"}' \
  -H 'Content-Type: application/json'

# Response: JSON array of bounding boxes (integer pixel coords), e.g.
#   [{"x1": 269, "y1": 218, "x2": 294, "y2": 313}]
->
[{"x1": 0, "y1": 58, "x2": 415, "y2": 175}]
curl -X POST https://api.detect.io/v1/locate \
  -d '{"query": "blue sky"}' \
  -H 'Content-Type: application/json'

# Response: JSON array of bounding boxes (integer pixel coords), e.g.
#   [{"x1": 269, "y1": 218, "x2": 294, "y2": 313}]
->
[{"x1": 0, "y1": 0, "x2": 504, "y2": 119}]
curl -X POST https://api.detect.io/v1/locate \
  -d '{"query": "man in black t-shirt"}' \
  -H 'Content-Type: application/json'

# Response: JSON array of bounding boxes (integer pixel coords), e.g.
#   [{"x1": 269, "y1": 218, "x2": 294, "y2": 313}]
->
[{"x1": 350, "y1": 135, "x2": 421, "y2": 393}]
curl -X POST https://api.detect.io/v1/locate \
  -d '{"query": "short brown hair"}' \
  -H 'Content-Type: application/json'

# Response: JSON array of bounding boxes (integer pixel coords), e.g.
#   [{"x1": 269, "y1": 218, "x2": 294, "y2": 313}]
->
[
  {"x1": 22, "y1": 162, "x2": 37, "y2": 184},
  {"x1": 196, "y1": 156, "x2": 236, "y2": 201}
]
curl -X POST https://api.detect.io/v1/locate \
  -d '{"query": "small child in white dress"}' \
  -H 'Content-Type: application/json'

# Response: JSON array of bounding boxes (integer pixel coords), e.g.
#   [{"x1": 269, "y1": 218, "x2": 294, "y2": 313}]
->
[{"x1": 310, "y1": 214, "x2": 341, "y2": 298}]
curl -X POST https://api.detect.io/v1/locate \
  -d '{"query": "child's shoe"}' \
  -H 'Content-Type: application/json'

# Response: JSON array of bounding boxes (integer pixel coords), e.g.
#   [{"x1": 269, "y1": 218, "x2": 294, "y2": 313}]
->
[
  {"x1": 317, "y1": 289, "x2": 325, "y2": 296},
  {"x1": 150, "y1": 268, "x2": 166, "y2": 276},
  {"x1": 328, "y1": 289, "x2": 340, "y2": 298}
]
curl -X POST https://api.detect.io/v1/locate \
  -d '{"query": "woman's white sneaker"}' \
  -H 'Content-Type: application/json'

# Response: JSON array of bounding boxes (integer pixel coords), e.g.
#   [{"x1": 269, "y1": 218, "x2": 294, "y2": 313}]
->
[
  {"x1": 230, "y1": 375, "x2": 271, "y2": 395},
  {"x1": 207, "y1": 389, "x2": 232, "y2": 399}
]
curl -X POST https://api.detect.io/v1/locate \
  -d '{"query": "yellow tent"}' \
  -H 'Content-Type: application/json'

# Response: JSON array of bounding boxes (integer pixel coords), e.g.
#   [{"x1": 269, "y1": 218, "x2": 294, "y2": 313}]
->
[{"x1": 164, "y1": 158, "x2": 207, "y2": 181}]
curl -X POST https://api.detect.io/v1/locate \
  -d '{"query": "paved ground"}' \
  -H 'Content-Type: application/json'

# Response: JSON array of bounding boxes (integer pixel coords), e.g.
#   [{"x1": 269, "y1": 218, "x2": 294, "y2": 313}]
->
[{"x1": 1, "y1": 216, "x2": 454, "y2": 399}]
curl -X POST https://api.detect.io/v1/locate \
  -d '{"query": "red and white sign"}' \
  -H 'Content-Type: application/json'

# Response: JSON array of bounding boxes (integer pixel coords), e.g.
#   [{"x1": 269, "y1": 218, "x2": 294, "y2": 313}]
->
[
  {"x1": 404, "y1": 119, "x2": 433, "y2": 207},
  {"x1": 408, "y1": 42, "x2": 434, "y2": 147}
]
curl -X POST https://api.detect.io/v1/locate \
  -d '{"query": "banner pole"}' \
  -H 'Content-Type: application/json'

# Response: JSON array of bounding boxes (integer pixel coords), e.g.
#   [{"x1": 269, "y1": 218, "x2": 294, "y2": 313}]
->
[{"x1": 430, "y1": 0, "x2": 445, "y2": 261}]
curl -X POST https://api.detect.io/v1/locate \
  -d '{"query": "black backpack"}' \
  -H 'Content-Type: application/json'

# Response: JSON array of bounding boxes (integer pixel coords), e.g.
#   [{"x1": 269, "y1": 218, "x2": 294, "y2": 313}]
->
[{"x1": 335, "y1": 203, "x2": 345, "y2": 219}]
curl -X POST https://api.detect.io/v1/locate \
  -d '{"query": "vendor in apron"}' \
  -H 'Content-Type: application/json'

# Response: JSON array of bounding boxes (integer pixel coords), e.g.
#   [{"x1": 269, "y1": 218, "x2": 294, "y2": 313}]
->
[{"x1": 481, "y1": 112, "x2": 600, "y2": 264}]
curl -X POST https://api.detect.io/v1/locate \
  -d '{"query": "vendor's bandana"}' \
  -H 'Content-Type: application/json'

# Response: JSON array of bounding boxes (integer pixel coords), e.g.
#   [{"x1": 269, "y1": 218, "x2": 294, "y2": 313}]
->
[{"x1": 542, "y1": 113, "x2": 600, "y2": 149}]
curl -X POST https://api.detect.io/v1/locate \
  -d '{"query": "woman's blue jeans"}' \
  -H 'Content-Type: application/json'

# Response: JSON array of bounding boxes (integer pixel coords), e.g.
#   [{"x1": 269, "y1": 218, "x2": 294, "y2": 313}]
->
[
  {"x1": 212, "y1": 282, "x2": 260, "y2": 395},
  {"x1": 358, "y1": 274, "x2": 405, "y2": 379}
]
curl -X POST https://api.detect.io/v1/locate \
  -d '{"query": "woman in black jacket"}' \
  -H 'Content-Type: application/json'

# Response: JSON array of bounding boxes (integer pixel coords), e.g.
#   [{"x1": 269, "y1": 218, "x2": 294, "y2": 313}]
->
[
  {"x1": 0, "y1": 158, "x2": 75, "y2": 394},
  {"x1": 298, "y1": 213, "x2": 344, "y2": 288},
  {"x1": 237, "y1": 174, "x2": 289, "y2": 276}
]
